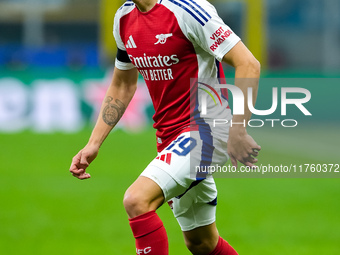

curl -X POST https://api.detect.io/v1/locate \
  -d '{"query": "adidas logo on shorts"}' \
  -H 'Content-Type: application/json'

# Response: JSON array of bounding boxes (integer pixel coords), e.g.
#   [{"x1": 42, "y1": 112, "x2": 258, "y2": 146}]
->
[{"x1": 155, "y1": 153, "x2": 172, "y2": 165}]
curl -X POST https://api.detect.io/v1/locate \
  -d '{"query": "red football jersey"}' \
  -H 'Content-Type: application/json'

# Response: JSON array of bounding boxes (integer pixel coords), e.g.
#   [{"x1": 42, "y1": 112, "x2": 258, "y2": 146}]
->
[{"x1": 114, "y1": 0, "x2": 240, "y2": 151}]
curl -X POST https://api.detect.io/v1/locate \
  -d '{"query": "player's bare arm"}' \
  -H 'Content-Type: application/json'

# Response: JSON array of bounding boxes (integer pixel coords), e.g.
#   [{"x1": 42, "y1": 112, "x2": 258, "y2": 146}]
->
[
  {"x1": 69, "y1": 67, "x2": 138, "y2": 180},
  {"x1": 223, "y1": 41, "x2": 262, "y2": 168}
]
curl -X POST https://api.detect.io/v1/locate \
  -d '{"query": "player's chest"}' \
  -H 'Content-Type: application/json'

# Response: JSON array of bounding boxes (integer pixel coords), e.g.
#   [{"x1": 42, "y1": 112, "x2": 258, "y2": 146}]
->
[{"x1": 120, "y1": 9, "x2": 194, "y2": 60}]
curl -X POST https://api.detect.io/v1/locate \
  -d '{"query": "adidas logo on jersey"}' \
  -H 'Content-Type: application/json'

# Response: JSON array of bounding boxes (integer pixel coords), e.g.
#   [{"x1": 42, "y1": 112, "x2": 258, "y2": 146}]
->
[{"x1": 126, "y1": 35, "x2": 137, "y2": 49}]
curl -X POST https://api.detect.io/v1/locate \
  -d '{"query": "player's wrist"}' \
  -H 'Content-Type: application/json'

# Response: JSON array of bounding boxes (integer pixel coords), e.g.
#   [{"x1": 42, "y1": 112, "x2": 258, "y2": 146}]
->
[
  {"x1": 87, "y1": 139, "x2": 102, "y2": 149},
  {"x1": 229, "y1": 125, "x2": 247, "y2": 135}
]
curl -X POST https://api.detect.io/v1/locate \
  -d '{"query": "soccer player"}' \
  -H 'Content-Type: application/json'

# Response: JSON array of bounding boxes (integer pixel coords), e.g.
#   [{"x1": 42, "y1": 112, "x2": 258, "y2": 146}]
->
[{"x1": 70, "y1": 0, "x2": 261, "y2": 254}]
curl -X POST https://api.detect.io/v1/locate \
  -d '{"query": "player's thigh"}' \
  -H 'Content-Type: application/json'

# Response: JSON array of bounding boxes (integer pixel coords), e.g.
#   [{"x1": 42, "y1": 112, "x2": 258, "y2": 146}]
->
[
  {"x1": 124, "y1": 176, "x2": 165, "y2": 217},
  {"x1": 169, "y1": 177, "x2": 218, "y2": 229},
  {"x1": 140, "y1": 132, "x2": 195, "y2": 202}
]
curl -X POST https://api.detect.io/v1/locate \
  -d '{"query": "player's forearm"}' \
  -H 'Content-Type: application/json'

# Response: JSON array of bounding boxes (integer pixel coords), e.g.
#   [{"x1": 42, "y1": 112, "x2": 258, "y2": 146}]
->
[
  {"x1": 232, "y1": 61, "x2": 261, "y2": 130},
  {"x1": 222, "y1": 42, "x2": 261, "y2": 132},
  {"x1": 87, "y1": 69, "x2": 138, "y2": 148}
]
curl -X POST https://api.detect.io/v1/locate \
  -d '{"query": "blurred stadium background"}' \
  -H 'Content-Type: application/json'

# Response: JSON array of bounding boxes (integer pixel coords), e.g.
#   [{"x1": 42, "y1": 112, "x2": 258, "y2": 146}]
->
[{"x1": 0, "y1": 0, "x2": 339, "y2": 254}]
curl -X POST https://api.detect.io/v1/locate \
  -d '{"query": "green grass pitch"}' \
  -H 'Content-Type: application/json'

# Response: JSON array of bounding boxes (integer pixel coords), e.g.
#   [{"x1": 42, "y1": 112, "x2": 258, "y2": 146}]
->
[{"x1": 0, "y1": 126, "x2": 339, "y2": 254}]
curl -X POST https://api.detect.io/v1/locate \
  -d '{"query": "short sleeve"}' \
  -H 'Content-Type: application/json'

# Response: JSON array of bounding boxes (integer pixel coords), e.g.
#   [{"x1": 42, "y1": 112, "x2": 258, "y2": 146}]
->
[
  {"x1": 182, "y1": 0, "x2": 241, "y2": 62},
  {"x1": 113, "y1": 11, "x2": 135, "y2": 70},
  {"x1": 113, "y1": 11, "x2": 126, "y2": 52}
]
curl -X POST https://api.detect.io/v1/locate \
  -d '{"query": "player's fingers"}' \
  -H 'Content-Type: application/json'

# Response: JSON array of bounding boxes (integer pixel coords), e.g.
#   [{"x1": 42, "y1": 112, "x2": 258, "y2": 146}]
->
[
  {"x1": 244, "y1": 161, "x2": 258, "y2": 169},
  {"x1": 70, "y1": 167, "x2": 85, "y2": 174},
  {"x1": 80, "y1": 154, "x2": 90, "y2": 167},
  {"x1": 72, "y1": 172, "x2": 91, "y2": 180},
  {"x1": 69, "y1": 151, "x2": 84, "y2": 171},
  {"x1": 70, "y1": 155, "x2": 89, "y2": 174},
  {"x1": 72, "y1": 172, "x2": 85, "y2": 179},
  {"x1": 254, "y1": 144, "x2": 261, "y2": 151},
  {"x1": 240, "y1": 154, "x2": 258, "y2": 168},
  {"x1": 247, "y1": 155, "x2": 258, "y2": 163},
  {"x1": 229, "y1": 154, "x2": 238, "y2": 168},
  {"x1": 78, "y1": 173, "x2": 91, "y2": 180},
  {"x1": 69, "y1": 164, "x2": 78, "y2": 172},
  {"x1": 72, "y1": 172, "x2": 80, "y2": 178},
  {"x1": 70, "y1": 152, "x2": 82, "y2": 165},
  {"x1": 250, "y1": 149, "x2": 259, "y2": 157},
  {"x1": 248, "y1": 157, "x2": 258, "y2": 163}
]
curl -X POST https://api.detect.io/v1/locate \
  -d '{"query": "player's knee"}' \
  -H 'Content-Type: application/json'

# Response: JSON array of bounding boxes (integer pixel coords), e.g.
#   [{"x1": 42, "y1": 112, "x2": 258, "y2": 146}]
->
[
  {"x1": 123, "y1": 189, "x2": 150, "y2": 218},
  {"x1": 185, "y1": 239, "x2": 216, "y2": 255}
]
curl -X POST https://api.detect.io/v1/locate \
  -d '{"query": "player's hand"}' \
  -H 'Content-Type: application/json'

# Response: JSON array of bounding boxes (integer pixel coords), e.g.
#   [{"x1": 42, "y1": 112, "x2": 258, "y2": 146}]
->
[
  {"x1": 227, "y1": 128, "x2": 261, "y2": 168},
  {"x1": 69, "y1": 144, "x2": 99, "y2": 180}
]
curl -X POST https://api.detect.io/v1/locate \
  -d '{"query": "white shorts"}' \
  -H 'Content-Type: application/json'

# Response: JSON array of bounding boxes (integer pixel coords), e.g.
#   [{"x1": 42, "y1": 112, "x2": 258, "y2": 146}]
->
[{"x1": 141, "y1": 130, "x2": 229, "y2": 231}]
